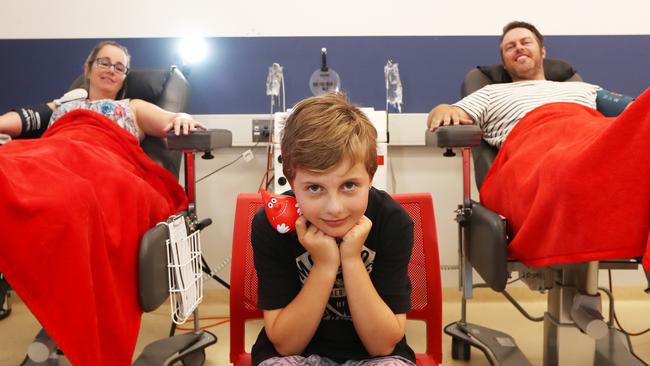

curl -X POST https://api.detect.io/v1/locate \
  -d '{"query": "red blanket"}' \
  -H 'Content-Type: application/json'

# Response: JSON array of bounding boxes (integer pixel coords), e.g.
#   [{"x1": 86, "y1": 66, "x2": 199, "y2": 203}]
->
[
  {"x1": 480, "y1": 88, "x2": 650, "y2": 272},
  {"x1": 0, "y1": 110, "x2": 187, "y2": 365}
]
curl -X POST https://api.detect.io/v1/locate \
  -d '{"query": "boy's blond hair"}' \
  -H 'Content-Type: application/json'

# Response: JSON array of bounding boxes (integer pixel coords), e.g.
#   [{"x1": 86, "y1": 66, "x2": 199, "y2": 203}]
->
[{"x1": 281, "y1": 93, "x2": 378, "y2": 183}]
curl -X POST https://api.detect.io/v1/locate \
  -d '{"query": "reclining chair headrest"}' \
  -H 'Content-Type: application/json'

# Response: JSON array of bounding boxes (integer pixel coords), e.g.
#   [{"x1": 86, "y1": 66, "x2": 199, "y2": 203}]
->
[
  {"x1": 69, "y1": 67, "x2": 190, "y2": 178},
  {"x1": 461, "y1": 58, "x2": 581, "y2": 98},
  {"x1": 69, "y1": 66, "x2": 190, "y2": 112}
]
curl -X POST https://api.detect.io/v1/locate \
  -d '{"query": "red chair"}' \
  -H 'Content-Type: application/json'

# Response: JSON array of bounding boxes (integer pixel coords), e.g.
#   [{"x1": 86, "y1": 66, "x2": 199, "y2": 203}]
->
[{"x1": 230, "y1": 192, "x2": 442, "y2": 366}]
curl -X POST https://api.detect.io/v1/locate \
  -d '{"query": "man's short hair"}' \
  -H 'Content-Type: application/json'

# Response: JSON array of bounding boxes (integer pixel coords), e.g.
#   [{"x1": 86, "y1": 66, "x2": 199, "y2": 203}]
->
[
  {"x1": 281, "y1": 92, "x2": 378, "y2": 183},
  {"x1": 500, "y1": 21, "x2": 544, "y2": 48}
]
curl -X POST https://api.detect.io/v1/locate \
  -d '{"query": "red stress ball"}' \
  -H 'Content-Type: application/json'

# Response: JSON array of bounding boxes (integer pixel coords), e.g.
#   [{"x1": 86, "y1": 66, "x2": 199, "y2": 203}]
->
[{"x1": 260, "y1": 189, "x2": 301, "y2": 234}]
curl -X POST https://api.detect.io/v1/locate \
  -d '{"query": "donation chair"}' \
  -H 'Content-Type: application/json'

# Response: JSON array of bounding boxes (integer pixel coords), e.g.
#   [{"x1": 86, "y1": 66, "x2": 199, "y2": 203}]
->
[
  {"x1": 16, "y1": 66, "x2": 232, "y2": 366},
  {"x1": 230, "y1": 192, "x2": 443, "y2": 366},
  {"x1": 426, "y1": 59, "x2": 648, "y2": 366}
]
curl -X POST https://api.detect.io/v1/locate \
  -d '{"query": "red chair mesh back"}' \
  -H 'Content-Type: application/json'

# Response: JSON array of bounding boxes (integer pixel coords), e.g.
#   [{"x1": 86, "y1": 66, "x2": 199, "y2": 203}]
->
[
  {"x1": 230, "y1": 193, "x2": 264, "y2": 364},
  {"x1": 393, "y1": 193, "x2": 442, "y2": 365},
  {"x1": 242, "y1": 202, "x2": 261, "y2": 313},
  {"x1": 230, "y1": 192, "x2": 442, "y2": 365}
]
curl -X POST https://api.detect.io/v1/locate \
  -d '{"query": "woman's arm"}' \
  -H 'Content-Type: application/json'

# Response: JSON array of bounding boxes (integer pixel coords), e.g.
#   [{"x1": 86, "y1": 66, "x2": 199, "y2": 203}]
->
[
  {"x1": 339, "y1": 216, "x2": 407, "y2": 356},
  {"x1": 0, "y1": 111, "x2": 23, "y2": 137},
  {"x1": 130, "y1": 99, "x2": 205, "y2": 138},
  {"x1": 0, "y1": 102, "x2": 55, "y2": 138},
  {"x1": 263, "y1": 216, "x2": 340, "y2": 356}
]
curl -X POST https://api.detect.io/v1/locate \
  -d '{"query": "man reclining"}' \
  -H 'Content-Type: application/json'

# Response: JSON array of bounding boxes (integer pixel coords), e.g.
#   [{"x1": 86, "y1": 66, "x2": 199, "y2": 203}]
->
[{"x1": 427, "y1": 21, "x2": 650, "y2": 272}]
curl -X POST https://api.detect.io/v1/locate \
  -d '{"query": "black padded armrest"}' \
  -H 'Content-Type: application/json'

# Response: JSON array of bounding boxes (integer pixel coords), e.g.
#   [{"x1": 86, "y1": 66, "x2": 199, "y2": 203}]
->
[
  {"x1": 469, "y1": 200, "x2": 509, "y2": 292},
  {"x1": 425, "y1": 125, "x2": 483, "y2": 148},
  {"x1": 166, "y1": 129, "x2": 233, "y2": 152}
]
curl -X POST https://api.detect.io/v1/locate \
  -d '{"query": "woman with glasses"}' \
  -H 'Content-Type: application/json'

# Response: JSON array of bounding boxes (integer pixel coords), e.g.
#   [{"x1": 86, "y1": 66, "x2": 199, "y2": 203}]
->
[
  {"x1": 0, "y1": 40, "x2": 204, "y2": 139},
  {"x1": 0, "y1": 41, "x2": 202, "y2": 365}
]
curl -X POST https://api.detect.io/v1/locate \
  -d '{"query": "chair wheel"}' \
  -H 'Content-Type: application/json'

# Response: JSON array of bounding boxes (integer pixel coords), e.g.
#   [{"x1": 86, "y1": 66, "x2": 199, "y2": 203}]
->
[
  {"x1": 451, "y1": 336, "x2": 471, "y2": 361},
  {"x1": 181, "y1": 349, "x2": 206, "y2": 366},
  {"x1": 0, "y1": 308, "x2": 10, "y2": 321}
]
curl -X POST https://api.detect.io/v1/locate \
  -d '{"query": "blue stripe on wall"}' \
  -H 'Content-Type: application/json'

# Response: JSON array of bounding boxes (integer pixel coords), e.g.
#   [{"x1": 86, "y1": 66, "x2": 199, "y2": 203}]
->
[{"x1": 1, "y1": 36, "x2": 648, "y2": 114}]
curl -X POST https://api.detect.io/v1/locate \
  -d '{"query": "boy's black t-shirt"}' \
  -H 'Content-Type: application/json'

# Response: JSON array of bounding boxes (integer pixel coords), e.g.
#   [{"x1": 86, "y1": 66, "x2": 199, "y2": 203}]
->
[{"x1": 251, "y1": 187, "x2": 415, "y2": 365}]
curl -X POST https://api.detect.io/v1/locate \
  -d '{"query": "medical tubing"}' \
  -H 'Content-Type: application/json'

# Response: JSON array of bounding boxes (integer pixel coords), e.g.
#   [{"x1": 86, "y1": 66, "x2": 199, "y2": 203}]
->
[
  {"x1": 473, "y1": 283, "x2": 544, "y2": 322},
  {"x1": 604, "y1": 271, "x2": 650, "y2": 336}
]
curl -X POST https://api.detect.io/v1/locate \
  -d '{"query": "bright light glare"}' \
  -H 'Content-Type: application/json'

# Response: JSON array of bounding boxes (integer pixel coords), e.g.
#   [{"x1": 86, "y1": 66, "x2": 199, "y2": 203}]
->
[{"x1": 178, "y1": 37, "x2": 208, "y2": 65}]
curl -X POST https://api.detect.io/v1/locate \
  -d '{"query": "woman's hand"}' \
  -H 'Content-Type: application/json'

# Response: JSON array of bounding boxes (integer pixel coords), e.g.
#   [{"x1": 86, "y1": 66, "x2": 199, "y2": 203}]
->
[
  {"x1": 295, "y1": 216, "x2": 340, "y2": 272},
  {"x1": 339, "y1": 215, "x2": 372, "y2": 263},
  {"x1": 163, "y1": 113, "x2": 207, "y2": 135}
]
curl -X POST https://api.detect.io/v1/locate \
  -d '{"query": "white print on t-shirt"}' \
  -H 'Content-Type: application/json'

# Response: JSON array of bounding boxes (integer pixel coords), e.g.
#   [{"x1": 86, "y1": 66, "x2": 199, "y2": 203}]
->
[{"x1": 295, "y1": 245, "x2": 376, "y2": 320}]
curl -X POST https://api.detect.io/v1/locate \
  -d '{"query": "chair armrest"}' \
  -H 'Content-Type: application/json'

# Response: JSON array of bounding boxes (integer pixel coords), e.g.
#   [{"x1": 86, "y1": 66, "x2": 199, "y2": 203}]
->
[
  {"x1": 469, "y1": 200, "x2": 509, "y2": 292},
  {"x1": 166, "y1": 129, "x2": 233, "y2": 152},
  {"x1": 425, "y1": 125, "x2": 483, "y2": 148}
]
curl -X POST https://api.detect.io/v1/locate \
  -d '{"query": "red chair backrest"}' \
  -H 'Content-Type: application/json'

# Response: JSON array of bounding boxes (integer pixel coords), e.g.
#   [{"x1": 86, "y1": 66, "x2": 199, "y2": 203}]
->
[{"x1": 230, "y1": 192, "x2": 442, "y2": 366}]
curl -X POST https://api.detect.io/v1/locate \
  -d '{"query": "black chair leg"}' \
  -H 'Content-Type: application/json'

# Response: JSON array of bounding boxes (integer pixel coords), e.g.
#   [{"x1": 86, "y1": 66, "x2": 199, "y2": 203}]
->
[{"x1": 0, "y1": 273, "x2": 11, "y2": 320}]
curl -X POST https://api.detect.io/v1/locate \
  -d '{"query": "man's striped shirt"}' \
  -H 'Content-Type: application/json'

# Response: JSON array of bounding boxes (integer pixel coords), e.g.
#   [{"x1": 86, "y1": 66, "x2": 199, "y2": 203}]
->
[{"x1": 454, "y1": 80, "x2": 600, "y2": 148}]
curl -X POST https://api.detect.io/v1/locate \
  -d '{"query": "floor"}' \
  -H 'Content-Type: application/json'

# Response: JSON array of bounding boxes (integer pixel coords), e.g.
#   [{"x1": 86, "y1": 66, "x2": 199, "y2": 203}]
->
[{"x1": 0, "y1": 288, "x2": 648, "y2": 366}]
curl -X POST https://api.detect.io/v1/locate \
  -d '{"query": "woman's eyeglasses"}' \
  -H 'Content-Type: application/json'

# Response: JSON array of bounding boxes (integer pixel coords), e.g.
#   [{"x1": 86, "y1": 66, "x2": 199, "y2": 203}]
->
[{"x1": 94, "y1": 57, "x2": 128, "y2": 74}]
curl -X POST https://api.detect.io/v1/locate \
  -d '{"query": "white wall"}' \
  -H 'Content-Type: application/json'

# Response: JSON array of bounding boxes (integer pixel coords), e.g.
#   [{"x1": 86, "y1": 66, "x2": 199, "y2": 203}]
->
[{"x1": 3, "y1": 0, "x2": 650, "y2": 39}]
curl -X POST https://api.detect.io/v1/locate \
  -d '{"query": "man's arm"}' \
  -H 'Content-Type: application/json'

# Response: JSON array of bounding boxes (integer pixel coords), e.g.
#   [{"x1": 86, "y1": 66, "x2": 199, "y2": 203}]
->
[
  {"x1": 596, "y1": 89, "x2": 635, "y2": 117},
  {"x1": 427, "y1": 104, "x2": 474, "y2": 130}
]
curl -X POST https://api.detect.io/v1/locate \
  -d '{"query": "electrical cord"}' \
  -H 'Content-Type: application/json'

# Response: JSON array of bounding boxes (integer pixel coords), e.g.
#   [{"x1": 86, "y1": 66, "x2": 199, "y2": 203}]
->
[
  {"x1": 202, "y1": 255, "x2": 230, "y2": 289},
  {"x1": 175, "y1": 317, "x2": 230, "y2": 331},
  {"x1": 195, "y1": 142, "x2": 260, "y2": 184}
]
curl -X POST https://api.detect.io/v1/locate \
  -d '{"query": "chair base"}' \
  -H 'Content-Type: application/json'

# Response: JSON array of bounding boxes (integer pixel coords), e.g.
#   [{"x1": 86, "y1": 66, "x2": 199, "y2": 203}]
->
[
  {"x1": 444, "y1": 322, "x2": 531, "y2": 366},
  {"x1": 21, "y1": 329, "x2": 217, "y2": 366},
  {"x1": 0, "y1": 276, "x2": 10, "y2": 321},
  {"x1": 544, "y1": 313, "x2": 647, "y2": 366},
  {"x1": 133, "y1": 330, "x2": 217, "y2": 366},
  {"x1": 445, "y1": 318, "x2": 648, "y2": 366},
  {"x1": 21, "y1": 356, "x2": 71, "y2": 366}
]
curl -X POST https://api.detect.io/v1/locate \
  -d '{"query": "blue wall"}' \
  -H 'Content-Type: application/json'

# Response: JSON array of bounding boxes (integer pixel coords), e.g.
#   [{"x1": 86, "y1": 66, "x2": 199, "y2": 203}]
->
[{"x1": 1, "y1": 35, "x2": 649, "y2": 114}]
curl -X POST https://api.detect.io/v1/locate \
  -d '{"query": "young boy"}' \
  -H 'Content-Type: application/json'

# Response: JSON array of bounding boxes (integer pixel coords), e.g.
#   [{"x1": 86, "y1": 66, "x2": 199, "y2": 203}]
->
[{"x1": 251, "y1": 93, "x2": 416, "y2": 366}]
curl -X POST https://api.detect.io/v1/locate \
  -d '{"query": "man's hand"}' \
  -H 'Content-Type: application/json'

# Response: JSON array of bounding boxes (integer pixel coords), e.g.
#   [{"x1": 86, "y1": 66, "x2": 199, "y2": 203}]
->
[
  {"x1": 339, "y1": 216, "x2": 372, "y2": 263},
  {"x1": 295, "y1": 216, "x2": 340, "y2": 271},
  {"x1": 427, "y1": 104, "x2": 474, "y2": 130}
]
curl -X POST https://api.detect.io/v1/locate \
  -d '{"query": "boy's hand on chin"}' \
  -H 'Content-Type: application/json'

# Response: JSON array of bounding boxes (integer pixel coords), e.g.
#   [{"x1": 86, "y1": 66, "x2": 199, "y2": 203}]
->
[
  {"x1": 295, "y1": 216, "x2": 340, "y2": 270},
  {"x1": 339, "y1": 216, "x2": 372, "y2": 263}
]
